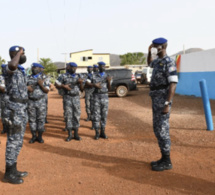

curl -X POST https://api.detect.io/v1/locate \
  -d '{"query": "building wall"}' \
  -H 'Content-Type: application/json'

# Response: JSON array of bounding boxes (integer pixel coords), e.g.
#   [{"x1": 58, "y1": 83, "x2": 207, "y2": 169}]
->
[
  {"x1": 176, "y1": 49, "x2": 215, "y2": 99},
  {"x1": 70, "y1": 50, "x2": 110, "y2": 67}
]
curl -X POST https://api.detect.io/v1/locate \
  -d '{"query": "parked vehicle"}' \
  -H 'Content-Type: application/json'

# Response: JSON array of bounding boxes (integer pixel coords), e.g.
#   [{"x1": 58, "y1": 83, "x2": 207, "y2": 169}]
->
[
  {"x1": 106, "y1": 69, "x2": 137, "y2": 97},
  {"x1": 134, "y1": 70, "x2": 143, "y2": 83},
  {"x1": 141, "y1": 67, "x2": 153, "y2": 84}
]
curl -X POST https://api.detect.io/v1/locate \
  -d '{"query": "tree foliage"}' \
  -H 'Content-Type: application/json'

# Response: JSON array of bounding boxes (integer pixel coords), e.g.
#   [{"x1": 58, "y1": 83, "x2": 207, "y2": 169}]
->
[
  {"x1": 120, "y1": 52, "x2": 146, "y2": 65},
  {"x1": 39, "y1": 58, "x2": 57, "y2": 75},
  {"x1": 0, "y1": 56, "x2": 6, "y2": 65}
]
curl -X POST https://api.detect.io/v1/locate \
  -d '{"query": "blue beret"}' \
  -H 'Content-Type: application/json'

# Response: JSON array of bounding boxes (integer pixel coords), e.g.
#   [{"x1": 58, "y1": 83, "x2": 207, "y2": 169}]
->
[
  {"x1": 1, "y1": 64, "x2": 6, "y2": 68},
  {"x1": 152, "y1": 38, "x2": 167, "y2": 45},
  {"x1": 93, "y1": 65, "x2": 98, "y2": 68},
  {"x1": 87, "y1": 66, "x2": 93, "y2": 68},
  {"x1": 68, "y1": 62, "x2": 78, "y2": 67},
  {"x1": 98, "y1": 61, "x2": 106, "y2": 66},
  {"x1": 32, "y1": 63, "x2": 44, "y2": 69},
  {"x1": 9, "y1": 46, "x2": 25, "y2": 52}
]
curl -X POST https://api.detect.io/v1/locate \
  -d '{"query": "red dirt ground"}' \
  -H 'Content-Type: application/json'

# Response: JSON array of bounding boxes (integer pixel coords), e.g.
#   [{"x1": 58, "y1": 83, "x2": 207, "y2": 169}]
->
[{"x1": 0, "y1": 85, "x2": 215, "y2": 195}]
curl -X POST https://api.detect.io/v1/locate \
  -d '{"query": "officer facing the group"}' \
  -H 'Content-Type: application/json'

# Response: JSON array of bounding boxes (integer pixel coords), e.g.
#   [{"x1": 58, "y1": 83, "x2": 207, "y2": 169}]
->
[
  {"x1": 84, "y1": 66, "x2": 94, "y2": 121},
  {"x1": 3, "y1": 46, "x2": 29, "y2": 184},
  {"x1": 55, "y1": 62, "x2": 84, "y2": 141},
  {"x1": 147, "y1": 38, "x2": 178, "y2": 171},
  {"x1": 90, "y1": 61, "x2": 112, "y2": 140},
  {"x1": 27, "y1": 63, "x2": 50, "y2": 144}
]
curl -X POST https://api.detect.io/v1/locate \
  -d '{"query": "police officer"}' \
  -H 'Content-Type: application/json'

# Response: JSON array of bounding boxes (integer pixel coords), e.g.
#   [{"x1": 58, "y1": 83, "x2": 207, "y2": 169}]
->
[
  {"x1": 147, "y1": 38, "x2": 178, "y2": 171},
  {"x1": 90, "y1": 61, "x2": 112, "y2": 140},
  {"x1": 55, "y1": 63, "x2": 70, "y2": 131},
  {"x1": 84, "y1": 66, "x2": 94, "y2": 121},
  {"x1": 55, "y1": 62, "x2": 84, "y2": 141},
  {"x1": 0, "y1": 64, "x2": 8, "y2": 134},
  {"x1": 27, "y1": 63, "x2": 50, "y2": 144},
  {"x1": 3, "y1": 46, "x2": 29, "y2": 184},
  {"x1": 40, "y1": 66, "x2": 50, "y2": 124},
  {"x1": 90, "y1": 64, "x2": 99, "y2": 130}
]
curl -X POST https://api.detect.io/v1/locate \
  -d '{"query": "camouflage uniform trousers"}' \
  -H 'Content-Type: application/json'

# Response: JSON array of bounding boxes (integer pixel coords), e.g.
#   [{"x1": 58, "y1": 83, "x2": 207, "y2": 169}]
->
[
  {"x1": 45, "y1": 94, "x2": 48, "y2": 119},
  {"x1": 85, "y1": 89, "x2": 94, "y2": 117},
  {"x1": 4, "y1": 101, "x2": 28, "y2": 166},
  {"x1": 28, "y1": 98, "x2": 46, "y2": 132},
  {"x1": 63, "y1": 95, "x2": 66, "y2": 120},
  {"x1": 1, "y1": 95, "x2": 9, "y2": 130},
  {"x1": 150, "y1": 89, "x2": 172, "y2": 154},
  {"x1": 93, "y1": 93, "x2": 109, "y2": 130},
  {"x1": 64, "y1": 95, "x2": 81, "y2": 130}
]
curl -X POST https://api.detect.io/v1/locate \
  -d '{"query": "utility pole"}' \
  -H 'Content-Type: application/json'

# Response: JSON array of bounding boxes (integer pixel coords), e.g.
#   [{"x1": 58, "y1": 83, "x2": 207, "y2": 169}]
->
[{"x1": 183, "y1": 45, "x2": 185, "y2": 54}]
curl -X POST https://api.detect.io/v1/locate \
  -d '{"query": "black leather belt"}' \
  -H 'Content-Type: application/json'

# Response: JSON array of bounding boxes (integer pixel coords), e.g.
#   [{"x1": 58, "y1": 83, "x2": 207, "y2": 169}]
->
[
  {"x1": 10, "y1": 97, "x2": 28, "y2": 104},
  {"x1": 29, "y1": 97, "x2": 44, "y2": 101},
  {"x1": 150, "y1": 85, "x2": 169, "y2": 91}
]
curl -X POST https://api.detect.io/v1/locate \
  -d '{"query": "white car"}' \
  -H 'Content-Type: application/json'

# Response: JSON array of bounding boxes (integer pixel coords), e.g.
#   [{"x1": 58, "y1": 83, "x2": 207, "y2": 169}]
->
[{"x1": 141, "y1": 67, "x2": 153, "y2": 84}]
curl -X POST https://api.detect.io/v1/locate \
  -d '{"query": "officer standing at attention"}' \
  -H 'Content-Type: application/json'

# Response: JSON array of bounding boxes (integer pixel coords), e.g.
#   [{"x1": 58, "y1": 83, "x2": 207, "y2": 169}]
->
[
  {"x1": 40, "y1": 66, "x2": 50, "y2": 124},
  {"x1": 84, "y1": 66, "x2": 94, "y2": 121},
  {"x1": 3, "y1": 46, "x2": 29, "y2": 184},
  {"x1": 55, "y1": 63, "x2": 70, "y2": 131},
  {"x1": 0, "y1": 64, "x2": 8, "y2": 134},
  {"x1": 90, "y1": 64, "x2": 99, "y2": 130},
  {"x1": 27, "y1": 63, "x2": 50, "y2": 144},
  {"x1": 55, "y1": 62, "x2": 84, "y2": 141},
  {"x1": 147, "y1": 38, "x2": 178, "y2": 171},
  {"x1": 90, "y1": 62, "x2": 112, "y2": 140}
]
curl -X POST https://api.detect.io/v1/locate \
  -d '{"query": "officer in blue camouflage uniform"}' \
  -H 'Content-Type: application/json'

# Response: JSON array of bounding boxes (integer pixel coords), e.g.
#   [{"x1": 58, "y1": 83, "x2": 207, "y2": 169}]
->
[
  {"x1": 147, "y1": 38, "x2": 178, "y2": 171},
  {"x1": 40, "y1": 66, "x2": 50, "y2": 124},
  {"x1": 27, "y1": 63, "x2": 50, "y2": 144},
  {"x1": 90, "y1": 64, "x2": 99, "y2": 130},
  {"x1": 55, "y1": 62, "x2": 84, "y2": 141},
  {"x1": 0, "y1": 64, "x2": 8, "y2": 134},
  {"x1": 84, "y1": 66, "x2": 94, "y2": 121},
  {"x1": 55, "y1": 63, "x2": 70, "y2": 131},
  {"x1": 90, "y1": 62, "x2": 112, "y2": 140},
  {"x1": 3, "y1": 46, "x2": 29, "y2": 184}
]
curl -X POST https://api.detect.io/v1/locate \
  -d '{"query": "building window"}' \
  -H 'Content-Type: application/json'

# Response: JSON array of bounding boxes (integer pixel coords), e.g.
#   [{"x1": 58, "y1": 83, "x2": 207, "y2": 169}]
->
[{"x1": 88, "y1": 56, "x2": 92, "y2": 60}]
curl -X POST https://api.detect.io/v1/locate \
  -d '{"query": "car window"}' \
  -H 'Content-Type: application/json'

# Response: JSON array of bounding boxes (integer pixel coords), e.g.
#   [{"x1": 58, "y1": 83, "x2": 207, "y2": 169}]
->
[{"x1": 143, "y1": 69, "x2": 147, "y2": 73}]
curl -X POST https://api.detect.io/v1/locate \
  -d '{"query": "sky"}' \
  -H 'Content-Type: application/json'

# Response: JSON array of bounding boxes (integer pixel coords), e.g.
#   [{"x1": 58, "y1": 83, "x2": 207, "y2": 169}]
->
[{"x1": 0, "y1": 0, "x2": 215, "y2": 68}]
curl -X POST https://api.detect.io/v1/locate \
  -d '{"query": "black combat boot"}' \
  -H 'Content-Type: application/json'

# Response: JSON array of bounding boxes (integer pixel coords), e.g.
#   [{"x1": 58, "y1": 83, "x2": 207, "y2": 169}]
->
[
  {"x1": 100, "y1": 128, "x2": 108, "y2": 139},
  {"x1": 66, "y1": 129, "x2": 73, "y2": 142},
  {"x1": 94, "y1": 129, "x2": 100, "y2": 140},
  {"x1": 37, "y1": 131, "x2": 44, "y2": 143},
  {"x1": 152, "y1": 153, "x2": 172, "y2": 171},
  {"x1": 3, "y1": 164, "x2": 23, "y2": 184},
  {"x1": 150, "y1": 153, "x2": 165, "y2": 167},
  {"x1": 74, "y1": 128, "x2": 81, "y2": 141},
  {"x1": 14, "y1": 162, "x2": 28, "y2": 178},
  {"x1": 29, "y1": 131, "x2": 37, "y2": 144}
]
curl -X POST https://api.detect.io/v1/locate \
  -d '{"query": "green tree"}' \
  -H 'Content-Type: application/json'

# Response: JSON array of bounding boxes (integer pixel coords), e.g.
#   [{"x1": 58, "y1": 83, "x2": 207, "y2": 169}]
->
[
  {"x1": 0, "y1": 56, "x2": 6, "y2": 65},
  {"x1": 120, "y1": 52, "x2": 146, "y2": 65},
  {"x1": 39, "y1": 58, "x2": 57, "y2": 76}
]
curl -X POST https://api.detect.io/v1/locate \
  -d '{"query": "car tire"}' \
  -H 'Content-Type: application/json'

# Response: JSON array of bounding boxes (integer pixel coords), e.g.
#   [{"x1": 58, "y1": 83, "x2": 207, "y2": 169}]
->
[
  {"x1": 80, "y1": 91, "x2": 85, "y2": 98},
  {"x1": 116, "y1": 85, "x2": 128, "y2": 97}
]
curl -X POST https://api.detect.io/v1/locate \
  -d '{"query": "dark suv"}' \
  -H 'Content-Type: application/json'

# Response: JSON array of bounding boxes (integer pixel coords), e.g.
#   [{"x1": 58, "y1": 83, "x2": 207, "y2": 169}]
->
[{"x1": 106, "y1": 69, "x2": 137, "y2": 97}]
